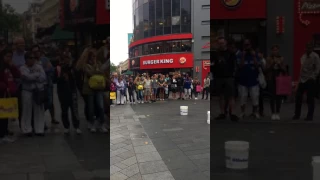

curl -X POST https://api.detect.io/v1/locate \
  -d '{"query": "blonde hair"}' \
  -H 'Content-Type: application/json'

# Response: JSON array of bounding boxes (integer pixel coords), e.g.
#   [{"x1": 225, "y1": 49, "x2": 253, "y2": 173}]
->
[{"x1": 76, "y1": 47, "x2": 96, "y2": 70}]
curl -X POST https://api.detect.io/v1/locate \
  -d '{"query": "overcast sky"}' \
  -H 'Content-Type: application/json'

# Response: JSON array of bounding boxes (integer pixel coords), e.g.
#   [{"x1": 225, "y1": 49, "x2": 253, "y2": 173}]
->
[
  {"x1": 110, "y1": 0, "x2": 133, "y2": 65},
  {"x1": 2, "y1": 0, "x2": 31, "y2": 13}
]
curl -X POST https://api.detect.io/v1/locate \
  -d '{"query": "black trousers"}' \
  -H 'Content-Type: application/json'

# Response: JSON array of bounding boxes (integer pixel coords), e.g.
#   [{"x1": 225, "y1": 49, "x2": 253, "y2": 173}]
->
[
  {"x1": 128, "y1": 90, "x2": 135, "y2": 102},
  {"x1": 202, "y1": 87, "x2": 209, "y2": 99},
  {"x1": 59, "y1": 92, "x2": 79, "y2": 129},
  {"x1": 295, "y1": 79, "x2": 315, "y2": 118},
  {"x1": 0, "y1": 119, "x2": 8, "y2": 138}
]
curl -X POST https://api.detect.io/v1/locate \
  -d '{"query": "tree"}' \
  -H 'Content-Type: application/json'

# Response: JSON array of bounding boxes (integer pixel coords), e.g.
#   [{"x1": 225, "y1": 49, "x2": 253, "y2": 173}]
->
[
  {"x1": 110, "y1": 62, "x2": 117, "y2": 73},
  {"x1": 0, "y1": 3, "x2": 22, "y2": 32}
]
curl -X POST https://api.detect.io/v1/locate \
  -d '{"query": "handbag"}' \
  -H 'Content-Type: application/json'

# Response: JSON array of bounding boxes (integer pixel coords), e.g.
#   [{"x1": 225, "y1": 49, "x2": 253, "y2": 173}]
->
[
  {"x1": 89, "y1": 75, "x2": 106, "y2": 90},
  {"x1": 196, "y1": 85, "x2": 202, "y2": 93},
  {"x1": 0, "y1": 91, "x2": 19, "y2": 119},
  {"x1": 276, "y1": 75, "x2": 292, "y2": 95},
  {"x1": 258, "y1": 68, "x2": 267, "y2": 89}
]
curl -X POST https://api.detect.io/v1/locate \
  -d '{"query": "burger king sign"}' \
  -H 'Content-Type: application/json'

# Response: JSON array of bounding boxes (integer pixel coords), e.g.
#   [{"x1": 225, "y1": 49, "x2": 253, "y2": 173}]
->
[{"x1": 221, "y1": 0, "x2": 242, "y2": 8}]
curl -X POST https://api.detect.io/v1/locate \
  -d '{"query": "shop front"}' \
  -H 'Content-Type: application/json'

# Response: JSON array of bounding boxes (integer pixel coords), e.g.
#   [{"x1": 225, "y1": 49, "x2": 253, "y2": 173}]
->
[
  {"x1": 293, "y1": 0, "x2": 320, "y2": 80},
  {"x1": 136, "y1": 53, "x2": 194, "y2": 76},
  {"x1": 211, "y1": 0, "x2": 267, "y2": 52}
]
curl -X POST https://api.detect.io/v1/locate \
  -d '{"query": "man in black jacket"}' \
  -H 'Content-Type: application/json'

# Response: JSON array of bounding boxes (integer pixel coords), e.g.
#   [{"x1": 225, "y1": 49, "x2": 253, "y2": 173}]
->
[{"x1": 213, "y1": 37, "x2": 238, "y2": 121}]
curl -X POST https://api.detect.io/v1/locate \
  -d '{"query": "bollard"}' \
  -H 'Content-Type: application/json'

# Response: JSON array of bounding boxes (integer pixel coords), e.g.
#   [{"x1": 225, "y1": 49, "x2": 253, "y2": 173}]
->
[
  {"x1": 207, "y1": 111, "x2": 210, "y2": 124},
  {"x1": 225, "y1": 141, "x2": 249, "y2": 169},
  {"x1": 312, "y1": 156, "x2": 320, "y2": 180},
  {"x1": 180, "y1": 106, "x2": 188, "y2": 115}
]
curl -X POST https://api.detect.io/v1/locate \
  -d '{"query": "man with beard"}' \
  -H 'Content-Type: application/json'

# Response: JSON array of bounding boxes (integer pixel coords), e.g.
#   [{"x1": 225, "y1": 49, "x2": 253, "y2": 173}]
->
[{"x1": 213, "y1": 37, "x2": 238, "y2": 121}]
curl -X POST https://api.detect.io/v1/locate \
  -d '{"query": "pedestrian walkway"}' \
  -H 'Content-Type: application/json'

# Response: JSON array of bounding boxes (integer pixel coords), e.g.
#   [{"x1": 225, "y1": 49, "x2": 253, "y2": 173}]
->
[
  {"x1": 110, "y1": 105, "x2": 175, "y2": 180},
  {"x1": 0, "y1": 86, "x2": 109, "y2": 180}
]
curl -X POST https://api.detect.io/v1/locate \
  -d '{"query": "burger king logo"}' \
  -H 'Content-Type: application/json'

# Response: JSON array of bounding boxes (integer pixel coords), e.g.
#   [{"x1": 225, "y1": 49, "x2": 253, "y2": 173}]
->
[
  {"x1": 179, "y1": 57, "x2": 186, "y2": 64},
  {"x1": 221, "y1": 0, "x2": 242, "y2": 8}
]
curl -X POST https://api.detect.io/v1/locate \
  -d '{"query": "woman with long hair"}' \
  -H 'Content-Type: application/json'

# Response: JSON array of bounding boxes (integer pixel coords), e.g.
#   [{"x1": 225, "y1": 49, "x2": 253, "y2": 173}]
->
[
  {"x1": 80, "y1": 48, "x2": 107, "y2": 133},
  {"x1": 0, "y1": 49, "x2": 20, "y2": 143}
]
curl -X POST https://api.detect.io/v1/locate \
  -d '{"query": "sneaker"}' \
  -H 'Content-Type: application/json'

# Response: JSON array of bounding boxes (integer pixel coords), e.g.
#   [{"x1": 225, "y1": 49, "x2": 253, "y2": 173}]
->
[
  {"x1": 87, "y1": 123, "x2": 93, "y2": 130},
  {"x1": 51, "y1": 119, "x2": 60, "y2": 125},
  {"x1": 75, "y1": 129, "x2": 82, "y2": 134},
  {"x1": 64, "y1": 129, "x2": 70, "y2": 134},
  {"x1": 133, "y1": 102, "x2": 136, "y2": 104},
  {"x1": 141, "y1": 101, "x2": 144, "y2": 104},
  {"x1": 275, "y1": 114, "x2": 281, "y2": 120},
  {"x1": 195, "y1": 97, "x2": 198, "y2": 100},
  {"x1": 215, "y1": 114, "x2": 226, "y2": 120},
  {"x1": 230, "y1": 114, "x2": 239, "y2": 122},
  {"x1": 90, "y1": 128, "x2": 97, "y2": 133},
  {"x1": 254, "y1": 113, "x2": 260, "y2": 119},
  {"x1": 2, "y1": 136, "x2": 15, "y2": 143},
  {"x1": 101, "y1": 127, "x2": 108, "y2": 133},
  {"x1": 271, "y1": 114, "x2": 276, "y2": 120}
]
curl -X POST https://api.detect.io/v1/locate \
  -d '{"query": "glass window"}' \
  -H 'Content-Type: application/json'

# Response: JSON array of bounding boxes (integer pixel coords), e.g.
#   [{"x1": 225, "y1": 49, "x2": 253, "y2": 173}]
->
[
  {"x1": 171, "y1": 41, "x2": 181, "y2": 52},
  {"x1": 135, "y1": 9, "x2": 140, "y2": 40},
  {"x1": 138, "y1": 45, "x2": 143, "y2": 56},
  {"x1": 163, "y1": 0, "x2": 171, "y2": 34},
  {"x1": 149, "y1": 0, "x2": 155, "y2": 37},
  {"x1": 143, "y1": 3, "x2": 149, "y2": 38},
  {"x1": 181, "y1": 0, "x2": 191, "y2": 33},
  {"x1": 163, "y1": 41, "x2": 172, "y2": 53},
  {"x1": 181, "y1": 40, "x2": 192, "y2": 52},
  {"x1": 149, "y1": 43, "x2": 156, "y2": 54},
  {"x1": 143, "y1": 44, "x2": 149, "y2": 55},
  {"x1": 139, "y1": 6, "x2": 144, "y2": 40},
  {"x1": 155, "y1": 0, "x2": 163, "y2": 35},
  {"x1": 172, "y1": 0, "x2": 180, "y2": 16}
]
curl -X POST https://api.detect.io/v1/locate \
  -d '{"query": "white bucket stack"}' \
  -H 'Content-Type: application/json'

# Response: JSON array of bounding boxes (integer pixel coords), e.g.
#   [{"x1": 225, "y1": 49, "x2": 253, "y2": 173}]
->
[
  {"x1": 312, "y1": 156, "x2": 320, "y2": 180},
  {"x1": 225, "y1": 141, "x2": 250, "y2": 169},
  {"x1": 180, "y1": 106, "x2": 188, "y2": 115},
  {"x1": 207, "y1": 111, "x2": 210, "y2": 124}
]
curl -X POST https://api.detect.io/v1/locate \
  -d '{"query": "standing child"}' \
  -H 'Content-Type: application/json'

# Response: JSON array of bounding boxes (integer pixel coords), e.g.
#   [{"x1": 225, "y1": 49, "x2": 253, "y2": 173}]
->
[{"x1": 127, "y1": 78, "x2": 135, "y2": 104}]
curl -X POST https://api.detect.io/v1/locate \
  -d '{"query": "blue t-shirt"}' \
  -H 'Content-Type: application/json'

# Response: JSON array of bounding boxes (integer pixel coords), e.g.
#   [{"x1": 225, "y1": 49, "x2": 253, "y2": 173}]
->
[
  {"x1": 184, "y1": 79, "x2": 192, "y2": 89},
  {"x1": 237, "y1": 52, "x2": 260, "y2": 87}
]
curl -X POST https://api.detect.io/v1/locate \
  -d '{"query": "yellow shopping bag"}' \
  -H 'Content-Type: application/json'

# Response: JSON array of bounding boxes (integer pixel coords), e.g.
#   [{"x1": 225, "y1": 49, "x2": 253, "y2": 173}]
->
[
  {"x1": 0, "y1": 97, "x2": 19, "y2": 119},
  {"x1": 110, "y1": 92, "x2": 116, "y2": 100}
]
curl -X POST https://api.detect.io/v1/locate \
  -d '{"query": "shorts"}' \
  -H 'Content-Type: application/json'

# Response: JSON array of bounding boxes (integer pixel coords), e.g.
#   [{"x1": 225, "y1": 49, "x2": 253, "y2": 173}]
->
[
  {"x1": 144, "y1": 88, "x2": 151, "y2": 96},
  {"x1": 177, "y1": 86, "x2": 184, "y2": 93},
  {"x1": 238, "y1": 85, "x2": 260, "y2": 106},
  {"x1": 215, "y1": 78, "x2": 235, "y2": 98}
]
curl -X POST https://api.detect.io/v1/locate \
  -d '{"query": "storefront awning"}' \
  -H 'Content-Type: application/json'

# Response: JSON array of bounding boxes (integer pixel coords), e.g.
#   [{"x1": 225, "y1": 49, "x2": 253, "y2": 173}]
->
[{"x1": 51, "y1": 25, "x2": 74, "y2": 40}]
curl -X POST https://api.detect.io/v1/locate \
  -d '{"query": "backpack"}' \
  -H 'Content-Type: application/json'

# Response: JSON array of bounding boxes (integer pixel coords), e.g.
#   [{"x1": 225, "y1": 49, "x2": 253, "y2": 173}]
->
[{"x1": 89, "y1": 75, "x2": 106, "y2": 90}]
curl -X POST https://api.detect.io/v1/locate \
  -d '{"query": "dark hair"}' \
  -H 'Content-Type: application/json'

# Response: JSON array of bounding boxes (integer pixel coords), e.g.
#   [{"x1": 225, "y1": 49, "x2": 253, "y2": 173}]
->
[
  {"x1": 0, "y1": 48, "x2": 13, "y2": 71},
  {"x1": 32, "y1": 44, "x2": 40, "y2": 51},
  {"x1": 24, "y1": 51, "x2": 34, "y2": 60}
]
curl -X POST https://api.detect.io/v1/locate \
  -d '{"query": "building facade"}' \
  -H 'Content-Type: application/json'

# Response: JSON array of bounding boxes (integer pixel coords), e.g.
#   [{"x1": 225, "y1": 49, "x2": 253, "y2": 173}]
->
[
  {"x1": 129, "y1": 0, "x2": 210, "y2": 83},
  {"x1": 211, "y1": 0, "x2": 320, "y2": 81}
]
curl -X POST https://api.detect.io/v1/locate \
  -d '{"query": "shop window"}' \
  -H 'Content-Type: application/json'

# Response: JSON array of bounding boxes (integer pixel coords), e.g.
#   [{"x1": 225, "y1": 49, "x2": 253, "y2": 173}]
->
[
  {"x1": 171, "y1": 41, "x2": 181, "y2": 52},
  {"x1": 139, "y1": 6, "x2": 144, "y2": 39},
  {"x1": 138, "y1": 45, "x2": 143, "y2": 56},
  {"x1": 163, "y1": 0, "x2": 171, "y2": 34},
  {"x1": 181, "y1": 0, "x2": 191, "y2": 33},
  {"x1": 155, "y1": 0, "x2": 163, "y2": 36},
  {"x1": 143, "y1": 44, "x2": 149, "y2": 55},
  {"x1": 163, "y1": 41, "x2": 172, "y2": 53},
  {"x1": 181, "y1": 40, "x2": 191, "y2": 52},
  {"x1": 172, "y1": 16, "x2": 180, "y2": 33},
  {"x1": 172, "y1": 0, "x2": 180, "y2": 16},
  {"x1": 149, "y1": 0, "x2": 155, "y2": 37},
  {"x1": 143, "y1": 3, "x2": 149, "y2": 38}
]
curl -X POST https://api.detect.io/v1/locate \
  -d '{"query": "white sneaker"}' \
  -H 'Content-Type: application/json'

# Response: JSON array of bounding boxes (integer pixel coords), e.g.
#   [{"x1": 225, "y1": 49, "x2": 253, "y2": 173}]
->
[
  {"x1": 275, "y1": 114, "x2": 281, "y2": 120},
  {"x1": 195, "y1": 97, "x2": 198, "y2": 100},
  {"x1": 141, "y1": 101, "x2": 144, "y2": 104},
  {"x1": 255, "y1": 113, "x2": 260, "y2": 119},
  {"x1": 1, "y1": 136, "x2": 15, "y2": 143},
  {"x1": 90, "y1": 128, "x2": 97, "y2": 133},
  {"x1": 64, "y1": 129, "x2": 70, "y2": 134},
  {"x1": 133, "y1": 102, "x2": 136, "y2": 104},
  {"x1": 271, "y1": 114, "x2": 276, "y2": 120},
  {"x1": 76, "y1": 129, "x2": 82, "y2": 134},
  {"x1": 87, "y1": 124, "x2": 92, "y2": 130}
]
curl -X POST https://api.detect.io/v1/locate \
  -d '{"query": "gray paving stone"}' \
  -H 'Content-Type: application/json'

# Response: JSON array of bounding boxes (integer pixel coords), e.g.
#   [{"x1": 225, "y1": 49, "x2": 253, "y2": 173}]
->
[
  {"x1": 72, "y1": 171, "x2": 94, "y2": 179},
  {"x1": 0, "y1": 174, "x2": 27, "y2": 180},
  {"x1": 111, "y1": 138, "x2": 127, "y2": 144},
  {"x1": 111, "y1": 156, "x2": 124, "y2": 165},
  {"x1": 110, "y1": 172, "x2": 128, "y2": 180},
  {"x1": 127, "y1": 173, "x2": 142, "y2": 180},
  {"x1": 29, "y1": 173, "x2": 45, "y2": 180},
  {"x1": 110, "y1": 165, "x2": 122, "y2": 175},
  {"x1": 111, "y1": 143, "x2": 128, "y2": 151},
  {"x1": 111, "y1": 135, "x2": 125, "y2": 140},
  {"x1": 139, "y1": 160, "x2": 168, "y2": 175},
  {"x1": 134, "y1": 145, "x2": 157, "y2": 154},
  {"x1": 131, "y1": 138, "x2": 153, "y2": 147},
  {"x1": 111, "y1": 148, "x2": 129, "y2": 157},
  {"x1": 121, "y1": 156, "x2": 137, "y2": 166},
  {"x1": 162, "y1": 128, "x2": 184, "y2": 132},
  {"x1": 123, "y1": 144, "x2": 134, "y2": 151},
  {"x1": 136, "y1": 151, "x2": 162, "y2": 163},
  {"x1": 187, "y1": 153, "x2": 210, "y2": 160},
  {"x1": 141, "y1": 171, "x2": 175, "y2": 180},
  {"x1": 114, "y1": 162, "x2": 129, "y2": 169},
  {"x1": 120, "y1": 163, "x2": 140, "y2": 177},
  {"x1": 117, "y1": 150, "x2": 135, "y2": 160}
]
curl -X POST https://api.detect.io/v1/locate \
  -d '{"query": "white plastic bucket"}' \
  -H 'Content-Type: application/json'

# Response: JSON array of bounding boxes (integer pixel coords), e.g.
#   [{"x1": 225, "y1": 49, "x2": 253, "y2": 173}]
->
[
  {"x1": 207, "y1": 111, "x2": 210, "y2": 124},
  {"x1": 180, "y1": 106, "x2": 188, "y2": 115},
  {"x1": 312, "y1": 156, "x2": 320, "y2": 180},
  {"x1": 225, "y1": 141, "x2": 249, "y2": 169}
]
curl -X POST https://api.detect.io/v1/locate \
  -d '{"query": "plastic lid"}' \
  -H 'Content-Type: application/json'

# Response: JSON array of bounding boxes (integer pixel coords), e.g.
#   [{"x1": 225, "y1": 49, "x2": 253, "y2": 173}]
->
[
  {"x1": 312, "y1": 156, "x2": 320, "y2": 163},
  {"x1": 225, "y1": 141, "x2": 249, "y2": 149}
]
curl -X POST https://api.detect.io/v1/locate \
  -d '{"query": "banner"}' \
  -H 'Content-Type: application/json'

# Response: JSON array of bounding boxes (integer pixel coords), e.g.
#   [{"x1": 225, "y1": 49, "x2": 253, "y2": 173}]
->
[
  {"x1": 96, "y1": 0, "x2": 110, "y2": 24},
  {"x1": 0, "y1": 97, "x2": 19, "y2": 119},
  {"x1": 202, "y1": 60, "x2": 210, "y2": 86},
  {"x1": 128, "y1": 33, "x2": 133, "y2": 46},
  {"x1": 140, "y1": 53, "x2": 194, "y2": 69}
]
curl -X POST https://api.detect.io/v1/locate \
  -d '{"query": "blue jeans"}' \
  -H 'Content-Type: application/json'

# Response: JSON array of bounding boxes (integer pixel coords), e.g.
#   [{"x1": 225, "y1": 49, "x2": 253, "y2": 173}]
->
[
  {"x1": 137, "y1": 90, "x2": 143, "y2": 101},
  {"x1": 87, "y1": 91, "x2": 105, "y2": 124}
]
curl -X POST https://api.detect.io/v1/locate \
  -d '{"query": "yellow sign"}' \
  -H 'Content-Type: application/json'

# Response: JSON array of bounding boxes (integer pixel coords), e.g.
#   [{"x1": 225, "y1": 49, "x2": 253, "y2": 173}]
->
[
  {"x1": 110, "y1": 92, "x2": 116, "y2": 100},
  {"x1": 0, "y1": 97, "x2": 19, "y2": 119}
]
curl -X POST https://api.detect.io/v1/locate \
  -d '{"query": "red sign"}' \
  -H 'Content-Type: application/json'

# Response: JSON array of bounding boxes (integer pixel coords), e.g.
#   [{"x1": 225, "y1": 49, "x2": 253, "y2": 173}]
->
[
  {"x1": 140, "y1": 53, "x2": 194, "y2": 70},
  {"x1": 298, "y1": 0, "x2": 320, "y2": 26},
  {"x1": 276, "y1": 16, "x2": 285, "y2": 34},
  {"x1": 202, "y1": 60, "x2": 210, "y2": 86},
  {"x1": 211, "y1": 0, "x2": 266, "y2": 19},
  {"x1": 96, "y1": 0, "x2": 110, "y2": 24}
]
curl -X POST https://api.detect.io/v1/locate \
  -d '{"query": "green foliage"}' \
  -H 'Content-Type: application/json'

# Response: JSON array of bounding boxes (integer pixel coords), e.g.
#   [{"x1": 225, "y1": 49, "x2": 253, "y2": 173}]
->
[
  {"x1": 110, "y1": 62, "x2": 117, "y2": 73},
  {"x1": 0, "y1": 3, "x2": 22, "y2": 32}
]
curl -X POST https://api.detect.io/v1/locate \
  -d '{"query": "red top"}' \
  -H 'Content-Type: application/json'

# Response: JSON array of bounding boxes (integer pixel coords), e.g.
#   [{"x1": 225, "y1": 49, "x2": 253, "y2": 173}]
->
[{"x1": 0, "y1": 66, "x2": 21, "y2": 98}]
